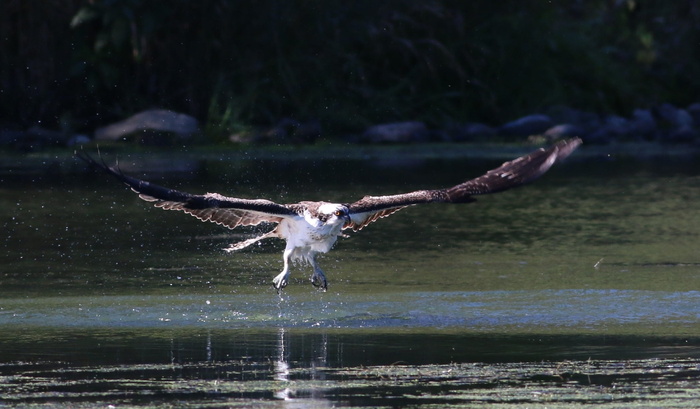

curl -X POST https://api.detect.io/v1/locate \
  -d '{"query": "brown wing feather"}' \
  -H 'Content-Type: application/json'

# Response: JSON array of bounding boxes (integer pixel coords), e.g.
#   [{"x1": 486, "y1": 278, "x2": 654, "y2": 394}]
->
[
  {"x1": 444, "y1": 137, "x2": 581, "y2": 199},
  {"x1": 346, "y1": 138, "x2": 581, "y2": 231},
  {"x1": 344, "y1": 207, "x2": 405, "y2": 231},
  {"x1": 144, "y1": 195, "x2": 288, "y2": 229},
  {"x1": 77, "y1": 151, "x2": 298, "y2": 229}
]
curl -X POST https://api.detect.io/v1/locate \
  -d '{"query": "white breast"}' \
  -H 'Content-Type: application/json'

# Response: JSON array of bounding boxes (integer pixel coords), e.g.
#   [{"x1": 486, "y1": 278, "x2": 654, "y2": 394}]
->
[{"x1": 277, "y1": 211, "x2": 343, "y2": 255}]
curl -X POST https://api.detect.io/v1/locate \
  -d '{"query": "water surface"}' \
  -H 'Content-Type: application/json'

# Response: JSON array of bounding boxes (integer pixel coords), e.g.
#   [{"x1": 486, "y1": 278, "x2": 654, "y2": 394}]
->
[{"x1": 2, "y1": 145, "x2": 700, "y2": 407}]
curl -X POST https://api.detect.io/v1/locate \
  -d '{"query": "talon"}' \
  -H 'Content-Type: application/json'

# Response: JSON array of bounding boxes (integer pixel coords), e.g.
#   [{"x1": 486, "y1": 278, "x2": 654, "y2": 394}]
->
[
  {"x1": 273, "y1": 273, "x2": 288, "y2": 292},
  {"x1": 311, "y1": 274, "x2": 327, "y2": 291}
]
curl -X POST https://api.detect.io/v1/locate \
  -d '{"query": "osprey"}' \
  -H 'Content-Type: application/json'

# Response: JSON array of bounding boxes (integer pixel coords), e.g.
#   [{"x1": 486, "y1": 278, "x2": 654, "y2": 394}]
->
[{"x1": 77, "y1": 138, "x2": 581, "y2": 291}]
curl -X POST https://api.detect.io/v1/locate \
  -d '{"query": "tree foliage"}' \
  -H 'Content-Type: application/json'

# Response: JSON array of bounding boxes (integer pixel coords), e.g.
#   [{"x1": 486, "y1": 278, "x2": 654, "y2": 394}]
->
[{"x1": 1, "y1": 0, "x2": 699, "y2": 138}]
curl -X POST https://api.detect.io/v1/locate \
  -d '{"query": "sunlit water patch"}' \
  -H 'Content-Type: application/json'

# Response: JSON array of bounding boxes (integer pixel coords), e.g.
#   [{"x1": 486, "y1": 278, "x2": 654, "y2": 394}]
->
[{"x1": 2, "y1": 289, "x2": 700, "y2": 335}]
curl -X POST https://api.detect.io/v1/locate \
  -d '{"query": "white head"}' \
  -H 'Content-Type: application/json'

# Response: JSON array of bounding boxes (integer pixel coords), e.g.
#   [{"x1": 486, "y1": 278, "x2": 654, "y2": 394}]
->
[{"x1": 317, "y1": 202, "x2": 350, "y2": 225}]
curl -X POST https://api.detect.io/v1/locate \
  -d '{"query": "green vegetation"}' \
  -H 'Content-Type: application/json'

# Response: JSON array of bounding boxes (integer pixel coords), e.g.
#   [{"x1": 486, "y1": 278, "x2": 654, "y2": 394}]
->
[{"x1": 2, "y1": 1, "x2": 699, "y2": 140}]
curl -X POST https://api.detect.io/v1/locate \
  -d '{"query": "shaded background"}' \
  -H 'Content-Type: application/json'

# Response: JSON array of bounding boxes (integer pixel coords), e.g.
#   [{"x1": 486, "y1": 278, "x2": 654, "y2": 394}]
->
[
  {"x1": 2, "y1": 0, "x2": 699, "y2": 141},
  {"x1": 4, "y1": 3, "x2": 700, "y2": 404}
]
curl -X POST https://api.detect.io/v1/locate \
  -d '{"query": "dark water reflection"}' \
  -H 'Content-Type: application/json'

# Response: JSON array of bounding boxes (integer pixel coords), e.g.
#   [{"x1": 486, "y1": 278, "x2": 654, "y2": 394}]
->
[
  {"x1": 3, "y1": 328, "x2": 700, "y2": 407},
  {"x1": 2, "y1": 145, "x2": 700, "y2": 407}
]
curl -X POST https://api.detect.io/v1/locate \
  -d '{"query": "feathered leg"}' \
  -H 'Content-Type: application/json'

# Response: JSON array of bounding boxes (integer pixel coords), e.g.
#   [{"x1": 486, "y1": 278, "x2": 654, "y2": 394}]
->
[
  {"x1": 273, "y1": 248, "x2": 293, "y2": 292},
  {"x1": 309, "y1": 254, "x2": 328, "y2": 291}
]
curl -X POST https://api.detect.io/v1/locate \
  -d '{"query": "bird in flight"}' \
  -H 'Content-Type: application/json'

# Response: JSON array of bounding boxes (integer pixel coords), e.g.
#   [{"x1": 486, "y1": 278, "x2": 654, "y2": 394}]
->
[{"x1": 77, "y1": 138, "x2": 581, "y2": 292}]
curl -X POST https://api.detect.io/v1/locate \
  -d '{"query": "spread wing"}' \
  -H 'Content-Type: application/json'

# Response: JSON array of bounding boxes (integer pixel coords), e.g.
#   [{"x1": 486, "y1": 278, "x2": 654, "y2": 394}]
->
[
  {"x1": 76, "y1": 151, "x2": 299, "y2": 229},
  {"x1": 345, "y1": 138, "x2": 581, "y2": 231}
]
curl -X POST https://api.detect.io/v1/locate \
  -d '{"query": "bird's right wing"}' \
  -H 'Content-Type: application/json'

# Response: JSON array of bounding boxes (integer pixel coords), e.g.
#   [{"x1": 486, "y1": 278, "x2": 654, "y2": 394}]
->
[
  {"x1": 345, "y1": 138, "x2": 581, "y2": 231},
  {"x1": 76, "y1": 151, "x2": 299, "y2": 229}
]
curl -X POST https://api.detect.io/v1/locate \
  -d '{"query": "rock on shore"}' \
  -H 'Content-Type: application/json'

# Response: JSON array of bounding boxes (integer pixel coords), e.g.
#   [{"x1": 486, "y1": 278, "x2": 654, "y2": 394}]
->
[{"x1": 2, "y1": 102, "x2": 700, "y2": 150}]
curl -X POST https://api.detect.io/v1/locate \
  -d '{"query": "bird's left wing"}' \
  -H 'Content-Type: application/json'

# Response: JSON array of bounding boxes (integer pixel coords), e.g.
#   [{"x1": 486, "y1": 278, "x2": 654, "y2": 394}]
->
[
  {"x1": 76, "y1": 151, "x2": 298, "y2": 229},
  {"x1": 345, "y1": 138, "x2": 581, "y2": 231}
]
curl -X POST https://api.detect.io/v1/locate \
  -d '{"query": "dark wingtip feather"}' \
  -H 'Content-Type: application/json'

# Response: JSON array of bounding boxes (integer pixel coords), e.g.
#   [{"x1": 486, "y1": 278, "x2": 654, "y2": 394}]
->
[
  {"x1": 75, "y1": 149, "x2": 195, "y2": 203},
  {"x1": 75, "y1": 148, "x2": 120, "y2": 178}
]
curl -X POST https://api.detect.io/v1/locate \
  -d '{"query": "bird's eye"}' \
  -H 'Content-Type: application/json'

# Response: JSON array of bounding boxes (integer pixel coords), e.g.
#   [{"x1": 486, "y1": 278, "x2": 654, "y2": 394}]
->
[{"x1": 334, "y1": 210, "x2": 344, "y2": 217}]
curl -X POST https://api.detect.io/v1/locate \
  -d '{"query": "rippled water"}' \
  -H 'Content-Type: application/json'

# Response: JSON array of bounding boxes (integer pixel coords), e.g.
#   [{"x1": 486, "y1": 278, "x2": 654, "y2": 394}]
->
[{"x1": 2, "y1": 144, "x2": 700, "y2": 407}]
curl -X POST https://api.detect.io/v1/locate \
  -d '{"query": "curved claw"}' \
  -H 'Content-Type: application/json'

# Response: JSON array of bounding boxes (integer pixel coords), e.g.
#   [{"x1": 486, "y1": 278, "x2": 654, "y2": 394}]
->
[
  {"x1": 311, "y1": 272, "x2": 327, "y2": 292},
  {"x1": 273, "y1": 271, "x2": 289, "y2": 292},
  {"x1": 273, "y1": 281, "x2": 287, "y2": 294}
]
